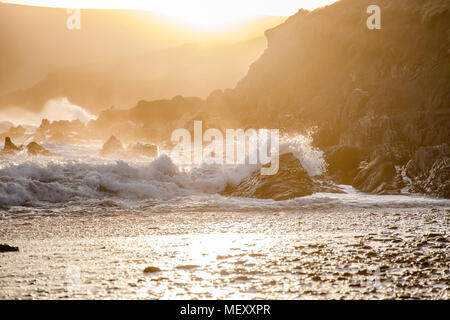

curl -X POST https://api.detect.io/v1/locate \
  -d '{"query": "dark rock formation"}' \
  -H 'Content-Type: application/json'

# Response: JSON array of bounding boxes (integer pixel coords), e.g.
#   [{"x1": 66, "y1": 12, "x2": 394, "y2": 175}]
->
[
  {"x1": 26, "y1": 142, "x2": 52, "y2": 156},
  {"x1": 3, "y1": 137, "x2": 21, "y2": 153},
  {"x1": 405, "y1": 144, "x2": 450, "y2": 198},
  {"x1": 100, "y1": 136, "x2": 124, "y2": 157},
  {"x1": 227, "y1": 0, "x2": 450, "y2": 196},
  {"x1": 352, "y1": 156, "x2": 403, "y2": 195},
  {"x1": 0, "y1": 244, "x2": 19, "y2": 252},
  {"x1": 222, "y1": 153, "x2": 321, "y2": 201},
  {"x1": 324, "y1": 145, "x2": 361, "y2": 184},
  {"x1": 34, "y1": 119, "x2": 85, "y2": 144},
  {"x1": 128, "y1": 143, "x2": 158, "y2": 158},
  {"x1": 370, "y1": 144, "x2": 412, "y2": 166}
]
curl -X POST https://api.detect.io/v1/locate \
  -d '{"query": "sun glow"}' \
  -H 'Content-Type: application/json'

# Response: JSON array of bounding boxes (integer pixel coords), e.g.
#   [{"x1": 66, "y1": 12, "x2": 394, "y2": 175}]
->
[{"x1": 2, "y1": 0, "x2": 338, "y2": 29}]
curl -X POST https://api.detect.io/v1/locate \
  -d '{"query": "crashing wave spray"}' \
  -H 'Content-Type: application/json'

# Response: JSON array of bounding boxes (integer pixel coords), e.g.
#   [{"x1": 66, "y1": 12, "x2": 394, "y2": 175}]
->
[
  {"x1": 279, "y1": 131, "x2": 327, "y2": 177},
  {"x1": 0, "y1": 97, "x2": 95, "y2": 126},
  {"x1": 40, "y1": 97, "x2": 96, "y2": 123}
]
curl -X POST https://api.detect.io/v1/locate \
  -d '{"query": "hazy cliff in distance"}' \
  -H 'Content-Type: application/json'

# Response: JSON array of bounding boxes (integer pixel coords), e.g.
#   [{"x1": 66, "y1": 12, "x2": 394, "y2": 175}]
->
[
  {"x1": 0, "y1": 37, "x2": 268, "y2": 114},
  {"x1": 0, "y1": 2, "x2": 285, "y2": 113},
  {"x1": 92, "y1": 0, "x2": 449, "y2": 197}
]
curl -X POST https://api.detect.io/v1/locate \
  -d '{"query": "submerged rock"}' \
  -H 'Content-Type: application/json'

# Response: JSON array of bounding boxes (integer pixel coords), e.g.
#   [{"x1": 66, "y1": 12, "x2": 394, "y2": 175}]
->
[
  {"x1": 100, "y1": 136, "x2": 124, "y2": 157},
  {"x1": 3, "y1": 137, "x2": 21, "y2": 153},
  {"x1": 352, "y1": 156, "x2": 402, "y2": 194},
  {"x1": 0, "y1": 244, "x2": 19, "y2": 252},
  {"x1": 26, "y1": 142, "x2": 52, "y2": 156},
  {"x1": 222, "y1": 153, "x2": 320, "y2": 201}
]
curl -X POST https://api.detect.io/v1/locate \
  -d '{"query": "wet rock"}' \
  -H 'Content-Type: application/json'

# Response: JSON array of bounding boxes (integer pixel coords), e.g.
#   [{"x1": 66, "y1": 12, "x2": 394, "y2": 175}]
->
[
  {"x1": 143, "y1": 266, "x2": 161, "y2": 273},
  {"x1": 371, "y1": 144, "x2": 411, "y2": 166},
  {"x1": 128, "y1": 143, "x2": 158, "y2": 158},
  {"x1": 3, "y1": 137, "x2": 22, "y2": 153},
  {"x1": 26, "y1": 142, "x2": 52, "y2": 156},
  {"x1": 222, "y1": 153, "x2": 320, "y2": 201},
  {"x1": 406, "y1": 144, "x2": 448, "y2": 176},
  {"x1": 0, "y1": 244, "x2": 19, "y2": 252},
  {"x1": 421, "y1": 158, "x2": 450, "y2": 198},
  {"x1": 405, "y1": 144, "x2": 449, "y2": 198},
  {"x1": 352, "y1": 155, "x2": 402, "y2": 194},
  {"x1": 100, "y1": 136, "x2": 124, "y2": 157},
  {"x1": 324, "y1": 145, "x2": 361, "y2": 184}
]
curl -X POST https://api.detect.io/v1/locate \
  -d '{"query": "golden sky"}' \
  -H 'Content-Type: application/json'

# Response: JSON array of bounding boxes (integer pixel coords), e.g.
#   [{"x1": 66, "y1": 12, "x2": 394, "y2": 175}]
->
[{"x1": 2, "y1": 0, "x2": 338, "y2": 28}]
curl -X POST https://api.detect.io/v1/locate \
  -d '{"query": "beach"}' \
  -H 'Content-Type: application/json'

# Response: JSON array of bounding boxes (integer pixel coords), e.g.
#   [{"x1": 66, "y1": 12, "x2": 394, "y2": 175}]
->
[{"x1": 1, "y1": 206, "x2": 448, "y2": 299}]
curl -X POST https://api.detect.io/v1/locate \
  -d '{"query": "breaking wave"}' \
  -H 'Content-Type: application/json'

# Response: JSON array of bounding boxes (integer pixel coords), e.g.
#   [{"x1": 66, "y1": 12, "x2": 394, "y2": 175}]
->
[
  {"x1": 40, "y1": 97, "x2": 96, "y2": 124},
  {"x1": 0, "y1": 135, "x2": 448, "y2": 212},
  {"x1": 0, "y1": 154, "x2": 255, "y2": 207},
  {"x1": 280, "y1": 133, "x2": 326, "y2": 176},
  {"x1": 0, "y1": 97, "x2": 95, "y2": 127}
]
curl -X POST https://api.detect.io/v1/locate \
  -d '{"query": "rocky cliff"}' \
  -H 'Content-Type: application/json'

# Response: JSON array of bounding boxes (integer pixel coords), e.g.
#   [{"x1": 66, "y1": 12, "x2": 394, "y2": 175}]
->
[
  {"x1": 56, "y1": 0, "x2": 450, "y2": 198},
  {"x1": 217, "y1": 0, "x2": 450, "y2": 197}
]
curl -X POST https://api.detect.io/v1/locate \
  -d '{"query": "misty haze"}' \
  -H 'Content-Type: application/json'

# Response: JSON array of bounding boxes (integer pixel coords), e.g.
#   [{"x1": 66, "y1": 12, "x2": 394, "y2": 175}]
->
[{"x1": 0, "y1": 0, "x2": 448, "y2": 301}]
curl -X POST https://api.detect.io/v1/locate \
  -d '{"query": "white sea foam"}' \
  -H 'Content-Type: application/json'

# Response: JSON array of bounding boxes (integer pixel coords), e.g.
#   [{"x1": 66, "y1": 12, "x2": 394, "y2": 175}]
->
[
  {"x1": 41, "y1": 97, "x2": 95, "y2": 123},
  {"x1": 280, "y1": 133, "x2": 327, "y2": 176},
  {"x1": 0, "y1": 138, "x2": 448, "y2": 211},
  {"x1": 0, "y1": 151, "x2": 257, "y2": 207}
]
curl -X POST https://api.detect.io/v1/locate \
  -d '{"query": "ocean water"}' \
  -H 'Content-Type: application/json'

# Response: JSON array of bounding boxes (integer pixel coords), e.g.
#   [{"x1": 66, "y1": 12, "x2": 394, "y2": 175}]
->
[
  {"x1": 1, "y1": 138, "x2": 448, "y2": 213},
  {"x1": 0, "y1": 139, "x2": 448, "y2": 299}
]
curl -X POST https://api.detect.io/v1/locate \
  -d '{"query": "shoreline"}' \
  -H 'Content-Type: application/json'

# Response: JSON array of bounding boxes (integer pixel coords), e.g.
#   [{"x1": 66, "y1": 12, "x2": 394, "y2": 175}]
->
[{"x1": 1, "y1": 208, "x2": 448, "y2": 299}]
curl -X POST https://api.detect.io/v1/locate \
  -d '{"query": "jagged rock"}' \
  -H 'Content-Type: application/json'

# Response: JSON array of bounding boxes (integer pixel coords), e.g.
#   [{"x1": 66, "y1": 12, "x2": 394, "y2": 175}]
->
[
  {"x1": 100, "y1": 136, "x2": 124, "y2": 157},
  {"x1": 352, "y1": 156, "x2": 402, "y2": 194},
  {"x1": 324, "y1": 145, "x2": 361, "y2": 184},
  {"x1": 370, "y1": 144, "x2": 411, "y2": 166},
  {"x1": 423, "y1": 158, "x2": 450, "y2": 198},
  {"x1": 128, "y1": 143, "x2": 158, "y2": 158},
  {"x1": 35, "y1": 119, "x2": 85, "y2": 144},
  {"x1": 405, "y1": 144, "x2": 450, "y2": 198},
  {"x1": 39, "y1": 119, "x2": 50, "y2": 131},
  {"x1": 0, "y1": 244, "x2": 19, "y2": 252},
  {"x1": 26, "y1": 142, "x2": 52, "y2": 156},
  {"x1": 222, "y1": 153, "x2": 320, "y2": 201},
  {"x1": 3, "y1": 137, "x2": 21, "y2": 153},
  {"x1": 406, "y1": 144, "x2": 449, "y2": 176}
]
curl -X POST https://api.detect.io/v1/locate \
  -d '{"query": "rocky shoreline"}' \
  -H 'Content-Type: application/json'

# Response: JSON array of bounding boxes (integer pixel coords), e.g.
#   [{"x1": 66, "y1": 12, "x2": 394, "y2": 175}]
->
[{"x1": 1, "y1": 0, "x2": 448, "y2": 200}]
